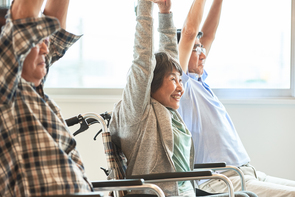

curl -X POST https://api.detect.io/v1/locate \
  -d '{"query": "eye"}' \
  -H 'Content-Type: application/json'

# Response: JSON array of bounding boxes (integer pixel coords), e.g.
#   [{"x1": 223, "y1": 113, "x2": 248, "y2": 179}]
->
[
  {"x1": 44, "y1": 39, "x2": 49, "y2": 47},
  {"x1": 42, "y1": 37, "x2": 50, "y2": 47}
]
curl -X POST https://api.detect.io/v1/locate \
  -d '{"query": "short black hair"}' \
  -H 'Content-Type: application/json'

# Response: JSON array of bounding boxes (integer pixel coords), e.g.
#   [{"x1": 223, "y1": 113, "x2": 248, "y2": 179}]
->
[
  {"x1": 151, "y1": 51, "x2": 182, "y2": 94},
  {"x1": 177, "y1": 29, "x2": 203, "y2": 44}
]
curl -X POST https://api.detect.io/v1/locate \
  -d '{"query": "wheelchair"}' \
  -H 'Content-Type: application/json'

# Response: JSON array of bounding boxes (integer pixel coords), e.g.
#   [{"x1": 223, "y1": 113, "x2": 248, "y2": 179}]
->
[{"x1": 64, "y1": 112, "x2": 255, "y2": 197}]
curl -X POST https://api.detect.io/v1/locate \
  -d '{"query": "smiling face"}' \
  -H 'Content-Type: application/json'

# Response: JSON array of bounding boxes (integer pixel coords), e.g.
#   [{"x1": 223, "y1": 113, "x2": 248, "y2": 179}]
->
[
  {"x1": 21, "y1": 38, "x2": 49, "y2": 87},
  {"x1": 151, "y1": 68, "x2": 184, "y2": 110},
  {"x1": 188, "y1": 39, "x2": 207, "y2": 75}
]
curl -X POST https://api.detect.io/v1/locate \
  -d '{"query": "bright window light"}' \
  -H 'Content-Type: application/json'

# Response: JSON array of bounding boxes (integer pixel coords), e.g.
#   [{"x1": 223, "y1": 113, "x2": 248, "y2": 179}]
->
[{"x1": 45, "y1": 0, "x2": 292, "y2": 93}]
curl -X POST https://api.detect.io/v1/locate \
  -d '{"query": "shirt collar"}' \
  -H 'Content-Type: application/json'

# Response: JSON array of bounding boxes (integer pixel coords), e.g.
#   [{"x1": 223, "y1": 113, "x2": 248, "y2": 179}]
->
[{"x1": 187, "y1": 72, "x2": 202, "y2": 80}]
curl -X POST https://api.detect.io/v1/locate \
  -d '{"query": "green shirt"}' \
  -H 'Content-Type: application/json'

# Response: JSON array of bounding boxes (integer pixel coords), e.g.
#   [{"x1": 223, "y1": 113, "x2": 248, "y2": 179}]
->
[{"x1": 169, "y1": 109, "x2": 194, "y2": 195}]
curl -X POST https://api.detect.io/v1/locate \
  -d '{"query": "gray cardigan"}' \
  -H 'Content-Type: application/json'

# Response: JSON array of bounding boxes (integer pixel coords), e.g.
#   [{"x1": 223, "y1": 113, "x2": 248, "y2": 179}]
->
[{"x1": 109, "y1": 0, "x2": 194, "y2": 196}]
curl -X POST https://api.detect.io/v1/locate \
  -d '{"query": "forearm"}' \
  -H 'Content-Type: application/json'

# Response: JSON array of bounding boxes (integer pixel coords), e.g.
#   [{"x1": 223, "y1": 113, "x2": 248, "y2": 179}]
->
[
  {"x1": 158, "y1": 12, "x2": 177, "y2": 59},
  {"x1": 121, "y1": 0, "x2": 155, "y2": 124},
  {"x1": 43, "y1": 0, "x2": 70, "y2": 29},
  {"x1": 182, "y1": 0, "x2": 206, "y2": 41},
  {"x1": 11, "y1": 0, "x2": 44, "y2": 20},
  {"x1": 178, "y1": 0, "x2": 206, "y2": 72},
  {"x1": 132, "y1": 0, "x2": 154, "y2": 75},
  {"x1": 200, "y1": 0, "x2": 223, "y2": 55}
]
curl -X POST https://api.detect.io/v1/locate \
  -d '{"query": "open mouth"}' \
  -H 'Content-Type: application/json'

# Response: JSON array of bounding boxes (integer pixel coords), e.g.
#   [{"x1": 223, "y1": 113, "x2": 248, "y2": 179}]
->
[{"x1": 171, "y1": 95, "x2": 181, "y2": 100}]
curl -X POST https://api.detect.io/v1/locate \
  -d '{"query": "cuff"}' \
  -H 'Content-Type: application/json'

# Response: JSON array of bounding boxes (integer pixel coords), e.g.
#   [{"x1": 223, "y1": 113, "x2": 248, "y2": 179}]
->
[
  {"x1": 50, "y1": 28, "x2": 82, "y2": 57},
  {"x1": 158, "y1": 12, "x2": 175, "y2": 30}
]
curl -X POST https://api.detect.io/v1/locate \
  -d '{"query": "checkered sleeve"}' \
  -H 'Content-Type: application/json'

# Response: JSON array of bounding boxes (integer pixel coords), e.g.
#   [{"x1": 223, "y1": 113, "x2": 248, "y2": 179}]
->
[
  {"x1": 0, "y1": 9, "x2": 60, "y2": 106},
  {"x1": 11, "y1": 16, "x2": 60, "y2": 59},
  {"x1": 48, "y1": 29, "x2": 82, "y2": 65}
]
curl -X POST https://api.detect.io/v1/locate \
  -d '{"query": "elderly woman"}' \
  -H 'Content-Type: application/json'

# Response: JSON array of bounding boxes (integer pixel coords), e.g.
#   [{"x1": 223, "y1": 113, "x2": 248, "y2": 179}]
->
[{"x1": 109, "y1": 0, "x2": 256, "y2": 197}]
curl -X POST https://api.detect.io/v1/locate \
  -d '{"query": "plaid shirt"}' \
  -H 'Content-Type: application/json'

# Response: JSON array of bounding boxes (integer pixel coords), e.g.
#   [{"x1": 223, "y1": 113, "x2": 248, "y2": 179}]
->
[{"x1": 0, "y1": 10, "x2": 92, "y2": 196}]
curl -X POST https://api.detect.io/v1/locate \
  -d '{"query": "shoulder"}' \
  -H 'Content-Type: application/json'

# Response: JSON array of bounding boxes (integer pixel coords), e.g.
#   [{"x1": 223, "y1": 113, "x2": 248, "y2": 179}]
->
[{"x1": 181, "y1": 71, "x2": 190, "y2": 84}]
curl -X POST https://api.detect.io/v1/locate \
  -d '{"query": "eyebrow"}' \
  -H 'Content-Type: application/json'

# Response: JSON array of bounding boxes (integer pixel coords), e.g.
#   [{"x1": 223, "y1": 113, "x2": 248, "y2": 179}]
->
[
  {"x1": 167, "y1": 72, "x2": 180, "y2": 77},
  {"x1": 193, "y1": 44, "x2": 203, "y2": 49}
]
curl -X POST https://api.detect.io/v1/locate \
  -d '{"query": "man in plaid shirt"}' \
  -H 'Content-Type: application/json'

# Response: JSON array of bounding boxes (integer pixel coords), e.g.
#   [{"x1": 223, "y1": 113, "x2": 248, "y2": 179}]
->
[{"x1": 0, "y1": 0, "x2": 93, "y2": 196}]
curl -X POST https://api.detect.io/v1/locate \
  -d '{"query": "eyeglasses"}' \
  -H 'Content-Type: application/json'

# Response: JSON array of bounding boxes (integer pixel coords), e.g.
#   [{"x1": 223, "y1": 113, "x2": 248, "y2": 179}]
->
[
  {"x1": 192, "y1": 45, "x2": 206, "y2": 56},
  {"x1": 42, "y1": 37, "x2": 50, "y2": 47},
  {"x1": 37, "y1": 37, "x2": 50, "y2": 48}
]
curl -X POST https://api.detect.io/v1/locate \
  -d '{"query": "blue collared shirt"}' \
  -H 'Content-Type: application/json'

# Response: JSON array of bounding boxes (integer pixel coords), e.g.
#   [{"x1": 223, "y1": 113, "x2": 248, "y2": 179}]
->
[{"x1": 177, "y1": 70, "x2": 250, "y2": 167}]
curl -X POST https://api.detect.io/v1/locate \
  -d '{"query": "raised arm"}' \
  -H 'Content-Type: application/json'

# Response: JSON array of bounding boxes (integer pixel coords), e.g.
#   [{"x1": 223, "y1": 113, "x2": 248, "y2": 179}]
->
[
  {"x1": 120, "y1": 0, "x2": 155, "y2": 124},
  {"x1": 42, "y1": 0, "x2": 80, "y2": 67},
  {"x1": 0, "y1": 0, "x2": 60, "y2": 105},
  {"x1": 200, "y1": 0, "x2": 223, "y2": 56},
  {"x1": 178, "y1": 0, "x2": 206, "y2": 73},
  {"x1": 157, "y1": 0, "x2": 178, "y2": 60},
  {"x1": 43, "y1": 0, "x2": 69, "y2": 29},
  {"x1": 119, "y1": 0, "x2": 173, "y2": 125},
  {"x1": 11, "y1": 0, "x2": 44, "y2": 20}
]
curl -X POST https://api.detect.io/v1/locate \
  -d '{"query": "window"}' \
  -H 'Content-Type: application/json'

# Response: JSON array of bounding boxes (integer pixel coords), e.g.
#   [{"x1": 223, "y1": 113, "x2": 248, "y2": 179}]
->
[
  {"x1": 43, "y1": 0, "x2": 294, "y2": 98},
  {"x1": 202, "y1": 0, "x2": 294, "y2": 98},
  {"x1": 45, "y1": 1, "x2": 137, "y2": 88}
]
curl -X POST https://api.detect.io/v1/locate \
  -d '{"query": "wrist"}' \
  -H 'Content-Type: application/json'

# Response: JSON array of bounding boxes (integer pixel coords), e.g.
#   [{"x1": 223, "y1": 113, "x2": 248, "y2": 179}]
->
[{"x1": 159, "y1": 11, "x2": 170, "y2": 14}]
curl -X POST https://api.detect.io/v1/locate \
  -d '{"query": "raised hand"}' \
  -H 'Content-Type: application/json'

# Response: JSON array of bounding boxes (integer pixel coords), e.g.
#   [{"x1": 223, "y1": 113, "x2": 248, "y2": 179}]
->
[{"x1": 149, "y1": 0, "x2": 171, "y2": 14}]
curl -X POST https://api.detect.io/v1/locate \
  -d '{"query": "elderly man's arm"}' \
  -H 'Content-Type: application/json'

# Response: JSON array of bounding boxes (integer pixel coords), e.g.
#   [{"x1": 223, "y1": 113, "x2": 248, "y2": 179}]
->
[
  {"x1": 11, "y1": 0, "x2": 44, "y2": 20},
  {"x1": 43, "y1": 0, "x2": 69, "y2": 30},
  {"x1": 178, "y1": 0, "x2": 206, "y2": 73},
  {"x1": 200, "y1": 0, "x2": 223, "y2": 56}
]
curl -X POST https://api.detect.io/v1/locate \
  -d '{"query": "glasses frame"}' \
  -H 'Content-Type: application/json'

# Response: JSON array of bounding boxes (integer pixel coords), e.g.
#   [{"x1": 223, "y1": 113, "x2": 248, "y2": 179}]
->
[{"x1": 192, "y1": 45, "x2": 206, "y2": 56}]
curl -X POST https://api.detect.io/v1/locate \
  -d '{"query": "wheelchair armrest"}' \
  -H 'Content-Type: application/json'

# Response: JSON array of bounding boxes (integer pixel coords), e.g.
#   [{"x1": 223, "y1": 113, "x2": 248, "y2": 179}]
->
[
  {"x1": 194, "y1": 162, "x2": 227, "y2": 169},
  {"x1": 194, "y1": 162, "x2": 246, "y2": 191},
  {"x1": 92, "y1": 179, "x2": 165, "y2": 197},
  {"x1": 91, "y1": 179, "x2": 144, "y2": 187},
  {"x1": 35, "y1": 192, "x2": 103, "y2": 197},
  {"x1": 127, "y1": 170, "x2": 234, "y2": 197},
  {"x1": 127, "y1": 170, "x2": 212, "y2": 180}
]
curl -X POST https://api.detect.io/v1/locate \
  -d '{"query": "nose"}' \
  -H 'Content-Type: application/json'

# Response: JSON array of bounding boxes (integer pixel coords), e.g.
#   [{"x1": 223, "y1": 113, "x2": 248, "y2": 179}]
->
[
  {"x1": 39, "y1": 41, "x2": 49, "y2": 55},
  {"x1": 199, "y1": 52, "x2": 206, "y2": 61},
  {"x1": 176, "y1": 81, "x2": 184, "y2": 94}
]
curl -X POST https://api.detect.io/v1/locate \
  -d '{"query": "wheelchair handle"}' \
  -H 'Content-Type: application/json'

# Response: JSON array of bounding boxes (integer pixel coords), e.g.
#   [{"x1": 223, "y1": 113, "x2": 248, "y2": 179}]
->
[{"x1": 65, "y1": 116, "x2": 80, "y2": 127}]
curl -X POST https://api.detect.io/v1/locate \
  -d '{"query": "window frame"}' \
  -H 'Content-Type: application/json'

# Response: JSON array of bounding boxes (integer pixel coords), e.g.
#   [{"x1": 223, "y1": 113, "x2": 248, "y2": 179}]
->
[{"x1": 46, "y1": 0, "x2": 295, "y2": 100}]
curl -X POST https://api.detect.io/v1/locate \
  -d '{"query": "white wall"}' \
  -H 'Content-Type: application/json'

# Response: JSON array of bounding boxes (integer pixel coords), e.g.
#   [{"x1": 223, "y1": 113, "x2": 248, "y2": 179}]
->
[
  {"x1": 51, "y1": 95, "x2": 295, "y2": 182},
  {"x1": 223, "y1": 100, "x2": 295, "y2": 180}
]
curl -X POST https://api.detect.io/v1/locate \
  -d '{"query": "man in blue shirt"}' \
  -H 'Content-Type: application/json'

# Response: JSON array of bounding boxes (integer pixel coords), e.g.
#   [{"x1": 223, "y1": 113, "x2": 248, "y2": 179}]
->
[{"x1": 177, "y1": 0, "x2": 295, "y2": 196}]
